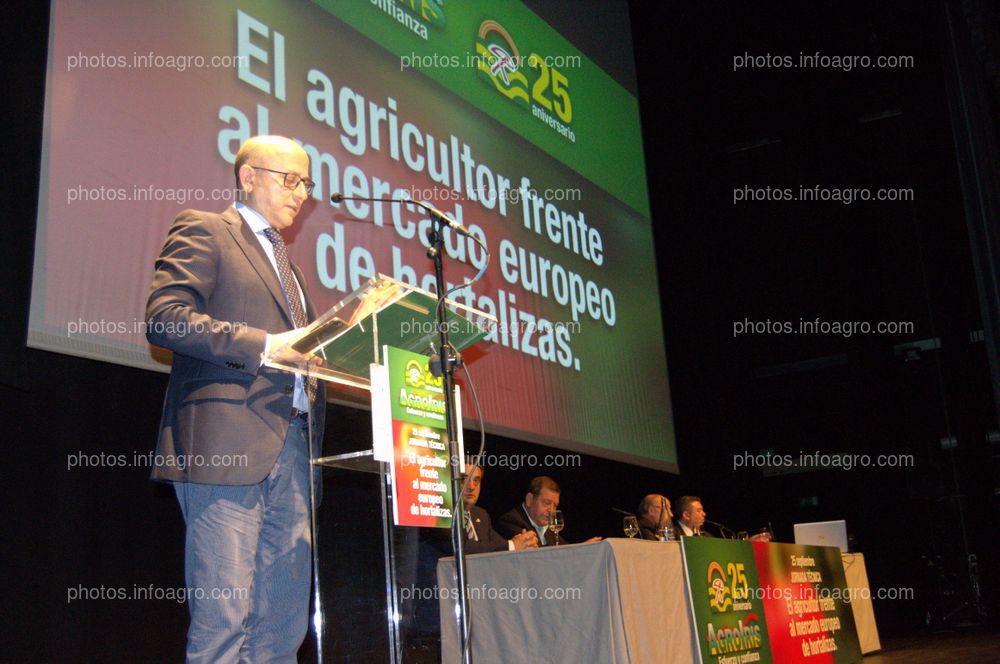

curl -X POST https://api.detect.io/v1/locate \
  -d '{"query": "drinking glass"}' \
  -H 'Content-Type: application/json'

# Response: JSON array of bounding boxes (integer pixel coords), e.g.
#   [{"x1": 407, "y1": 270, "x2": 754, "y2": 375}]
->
[
  {"x1": 623, "y1": 515, "x2": 639, "y2": 538},
  {"x1": 549, "y1": 510, "x2": 564, "y2": 545}
]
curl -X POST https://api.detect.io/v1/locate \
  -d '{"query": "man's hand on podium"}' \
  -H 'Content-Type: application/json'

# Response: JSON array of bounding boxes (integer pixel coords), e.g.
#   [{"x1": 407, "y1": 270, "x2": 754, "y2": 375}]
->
[{"x1": 265, "y1": 328, "x2": 325, "y2": 367}]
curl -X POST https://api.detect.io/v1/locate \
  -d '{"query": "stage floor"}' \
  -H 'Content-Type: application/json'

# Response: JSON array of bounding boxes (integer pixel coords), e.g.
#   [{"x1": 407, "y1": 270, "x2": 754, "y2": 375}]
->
[
  {"x1": 863, "y1": 630, "x2": 1000, "y2": 663},
  {"x1": 400, "y1": 628, "x2": 1000, "y2": 664}
]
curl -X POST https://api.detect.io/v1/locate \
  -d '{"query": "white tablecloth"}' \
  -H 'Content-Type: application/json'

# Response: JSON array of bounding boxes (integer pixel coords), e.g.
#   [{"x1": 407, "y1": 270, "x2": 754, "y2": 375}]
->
[
  {"x1": 438, "y1": 538, "x2": 698, "y2": 664},
  {"x1": 841, "y1": 552, "x2": 881, "y2": 654}
]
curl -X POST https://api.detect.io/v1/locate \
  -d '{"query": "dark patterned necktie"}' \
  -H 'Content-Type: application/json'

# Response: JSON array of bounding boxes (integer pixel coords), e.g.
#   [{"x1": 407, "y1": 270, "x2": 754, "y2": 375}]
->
[
  {"x1": 263, "y1": 227, "x2": 317, "y2": 403},
  {"x1": 465, "y1": 512, "x2": 478, "y2": 542}
]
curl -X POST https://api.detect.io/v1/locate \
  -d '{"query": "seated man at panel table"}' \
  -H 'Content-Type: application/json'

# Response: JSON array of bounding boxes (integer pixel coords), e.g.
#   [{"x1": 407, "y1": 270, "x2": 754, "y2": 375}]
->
[
  {"x1": 496, "y1": 476, "x2": 602, "y2": 546},
  {"x1": 675, "y1": 495, "x2": 712, "y2": 537},
  {"x1": 462, "y1": 465, "x2": 539, "y2": 554},
  {"x1": 637, "y1": 494, "x2": 674, "y2": 540}
]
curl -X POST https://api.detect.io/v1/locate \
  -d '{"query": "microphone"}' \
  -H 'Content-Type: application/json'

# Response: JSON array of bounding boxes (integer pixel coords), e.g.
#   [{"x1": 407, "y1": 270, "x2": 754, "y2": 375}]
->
[
  {"x1": 611, "y1": 507, "x2": 635, "y2": 516},
  {"x1": 704, "y1": 519, "x2": 734, "y2": 538},
  {"x1": 331, "y1": 192, "x2": 473, "y2": 238},
  {"x1": 659, "y1": 496, "x2": 673, "y2": 530}
]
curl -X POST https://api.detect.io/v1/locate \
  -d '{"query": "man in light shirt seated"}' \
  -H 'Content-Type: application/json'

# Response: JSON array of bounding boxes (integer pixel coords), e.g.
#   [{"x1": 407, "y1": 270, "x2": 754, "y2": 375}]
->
[{"x1": 496, "y1": 476, "x2": 601, "y2": 546}]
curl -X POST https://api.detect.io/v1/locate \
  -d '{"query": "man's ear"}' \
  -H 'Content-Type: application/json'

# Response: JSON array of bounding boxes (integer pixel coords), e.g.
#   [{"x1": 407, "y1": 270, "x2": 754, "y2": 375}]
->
[{"x1": 238, "y1": 164, "x2": 254, "y2": 192}]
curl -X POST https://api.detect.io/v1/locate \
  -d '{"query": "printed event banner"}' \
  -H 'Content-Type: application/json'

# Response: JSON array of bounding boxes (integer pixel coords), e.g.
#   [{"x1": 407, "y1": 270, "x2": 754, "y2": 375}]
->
[
  {"x1": 752, "y1": 542, "x2": 863, "y2": 663},
  {"x1": 384, "y1": 345, "x2": 453, "y2": 528},
  {"x1": 682, "y1": 538, "x2": 862, "y2": 664},
  {"x1": 682, "y1": 538, "x2": 775, "y2": 664},
  {"x1": 313, "y1": 0, "x2": 649, "y2": 217},
  {"x1": 32, "y1": 0, "x2": 677, "y2": 472}
]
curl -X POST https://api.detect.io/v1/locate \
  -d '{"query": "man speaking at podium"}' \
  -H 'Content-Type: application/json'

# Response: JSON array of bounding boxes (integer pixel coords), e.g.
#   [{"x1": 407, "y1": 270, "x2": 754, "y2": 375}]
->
[{"x1": 146, "y1": 135, "x2": 326, "y2": 663}]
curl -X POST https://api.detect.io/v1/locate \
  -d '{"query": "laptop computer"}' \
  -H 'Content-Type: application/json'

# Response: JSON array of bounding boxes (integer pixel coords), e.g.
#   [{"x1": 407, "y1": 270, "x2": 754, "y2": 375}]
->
[{"x1": 793, "y1": 519, "x2": 849, "y2": 552}]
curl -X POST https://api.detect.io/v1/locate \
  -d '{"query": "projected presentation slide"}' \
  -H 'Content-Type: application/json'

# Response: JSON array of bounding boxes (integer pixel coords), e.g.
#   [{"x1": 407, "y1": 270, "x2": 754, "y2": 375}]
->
[{"x1": 31, "y1": 0, "x2": 676, "y2": 470}]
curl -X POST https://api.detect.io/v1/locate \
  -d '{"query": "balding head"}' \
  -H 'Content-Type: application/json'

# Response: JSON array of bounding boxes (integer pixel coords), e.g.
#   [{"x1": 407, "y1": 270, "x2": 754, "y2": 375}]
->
[
  {"x1": 234, "y1": 135, "x2": 308, "y2": 190},
  {"x1": 638, "y1": 494, "x2": 669, "y2": 517},
  {"x1": 638, "y1": 494, "x2": 670, "y2": 528},
  {"x1": 234, "y1": 136, "x2": 311, "y2": 229}
]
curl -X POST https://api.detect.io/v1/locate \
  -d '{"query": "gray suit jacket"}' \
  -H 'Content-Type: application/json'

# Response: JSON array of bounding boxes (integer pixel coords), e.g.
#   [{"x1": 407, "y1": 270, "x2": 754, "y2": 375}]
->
[{"x1": 146, "y1": 206, "x2": 326, "y2": 484}]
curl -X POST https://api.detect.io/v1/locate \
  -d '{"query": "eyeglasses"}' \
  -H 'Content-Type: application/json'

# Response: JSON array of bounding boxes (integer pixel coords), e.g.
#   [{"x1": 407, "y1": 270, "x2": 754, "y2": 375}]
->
[{"x1": 250, "y1": 165, "x2": 315, "y2": 196}]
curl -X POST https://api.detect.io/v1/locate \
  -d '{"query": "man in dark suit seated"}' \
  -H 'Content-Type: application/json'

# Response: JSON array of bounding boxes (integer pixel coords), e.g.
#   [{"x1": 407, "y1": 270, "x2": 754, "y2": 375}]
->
[
  {"x1": 637, "y1": 494, "x2": 673, "y2": 540},
  {"x1": 676, "y1": 495, "x2": 711, "y2": 537},
  {"x1": 462, "y1": 466, "x2": 538, "y2": 553},
  {"x1": 496, "y1": 476, "x2": 601, "y2": 546}
]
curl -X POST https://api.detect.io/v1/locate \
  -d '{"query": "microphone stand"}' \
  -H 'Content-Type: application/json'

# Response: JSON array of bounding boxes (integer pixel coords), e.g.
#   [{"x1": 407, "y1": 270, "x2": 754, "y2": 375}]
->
[
  {"x1": 331, "y1": 193, "x2": 474, "y2": 662},
  {"x1": 426, "y1": 208, "x2": 473, "y2": 664},
  {"x1": 659, "y1": 497, "x2": 673, "y2": 540}
]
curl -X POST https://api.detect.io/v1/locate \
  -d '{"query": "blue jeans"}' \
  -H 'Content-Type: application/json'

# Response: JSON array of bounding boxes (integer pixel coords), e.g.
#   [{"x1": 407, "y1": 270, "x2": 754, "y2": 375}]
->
[{"x1": 174, "y1": 418, "x2": 312, "y2": 663}]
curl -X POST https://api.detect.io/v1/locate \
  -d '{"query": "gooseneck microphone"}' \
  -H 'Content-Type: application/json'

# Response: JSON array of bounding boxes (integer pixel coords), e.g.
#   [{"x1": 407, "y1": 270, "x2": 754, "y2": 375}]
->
[
  {"x1": 704, "y1": 519, "x2": 735, "y2": 539},
  {"x1": 331, "y1": 192, "x2": 473, "y2": 238}
]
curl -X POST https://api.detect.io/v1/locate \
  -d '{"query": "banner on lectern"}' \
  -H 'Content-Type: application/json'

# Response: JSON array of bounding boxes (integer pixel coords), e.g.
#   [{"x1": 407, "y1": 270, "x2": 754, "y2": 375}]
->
[{"x1": 377, "y1": 345, "x2": 462, "y2": 528}]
